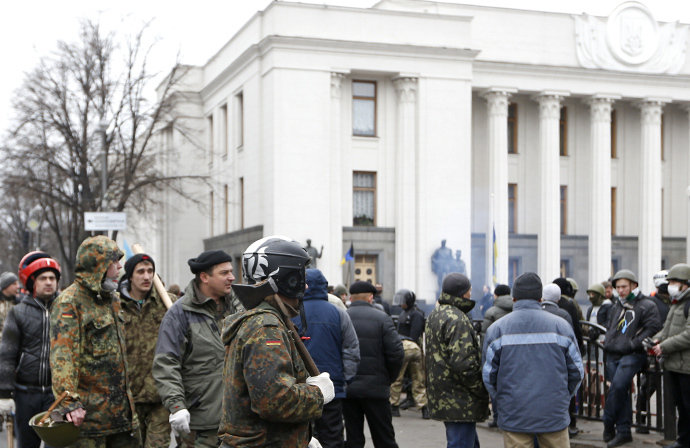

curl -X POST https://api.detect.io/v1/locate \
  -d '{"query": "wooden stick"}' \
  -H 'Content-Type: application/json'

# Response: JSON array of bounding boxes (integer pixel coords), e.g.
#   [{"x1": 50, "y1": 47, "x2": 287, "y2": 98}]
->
[
  {"x1": 6, "y1": 415, "x2": 13, "y2": 448},
  {"x1": 272, "y1": 295, "x2": 320, "y2": 377},
  {"x1": 130, "y1": 243, "x2": 173, "y2": 310},
  {"x1": 37, "y1": 391, "x2": 70, "y2": 426}
]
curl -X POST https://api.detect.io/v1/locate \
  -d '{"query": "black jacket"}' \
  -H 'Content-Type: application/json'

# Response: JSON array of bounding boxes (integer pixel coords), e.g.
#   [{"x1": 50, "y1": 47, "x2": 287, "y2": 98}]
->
[
  {"x1": 558, "y1": 296, "x2": 584, "y2": 350},
  {"x1": 604, "y1": 293, "x2": 663, "y2": 356},
  {"x1": 0, "y1": 294, "x2": 57, "y2": 397},
  {"x1": 397, "y1": 305, "x2": 424, "y2": 343},
  {"x1": 346, "y1": 301, "x2": 404, "y2": 400}
]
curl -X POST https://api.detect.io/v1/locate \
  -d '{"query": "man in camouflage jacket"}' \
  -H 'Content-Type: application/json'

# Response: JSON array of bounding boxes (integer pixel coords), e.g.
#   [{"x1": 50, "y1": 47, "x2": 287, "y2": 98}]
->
[
  {"x1": 153, "y1": 250, "x2": 244, "y2": 448},
  {"x1": 119, "y1": 253, "x2": 175, "y2": 448},
  {"x1": 50, "y1": 236, "x2": 140, "y2": 447},
  {"x1": 425, "y1": 273, "x2": 489, "y2": 447}
]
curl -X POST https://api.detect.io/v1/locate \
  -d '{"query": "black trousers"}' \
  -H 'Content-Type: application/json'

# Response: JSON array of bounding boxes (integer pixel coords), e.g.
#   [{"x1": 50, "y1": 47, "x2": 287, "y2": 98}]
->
[
  {"x1": 315, "y1": 398, "x2": 344, "y2": 448},
  {"x1": 15, "y1": 388, "x2": 56, "y2": 448},
  {"x1": 343, "y1": 398, "x2": 398, "y2": 448},
  {"x1": 669, "y1": 371, "x2": 690, "y2": 447}
]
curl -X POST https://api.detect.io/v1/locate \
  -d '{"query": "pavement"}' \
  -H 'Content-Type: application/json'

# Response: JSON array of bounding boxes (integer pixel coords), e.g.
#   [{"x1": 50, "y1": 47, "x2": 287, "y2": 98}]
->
[{"x1": 0, "y1": 408, "x2": 677, "y2": 447}]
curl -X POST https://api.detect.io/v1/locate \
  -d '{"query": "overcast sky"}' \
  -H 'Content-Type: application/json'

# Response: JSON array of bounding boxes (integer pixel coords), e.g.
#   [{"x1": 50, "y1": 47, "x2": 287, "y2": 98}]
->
[{"x1": 1, "y1": 0, "x2": 689, "y2": 136}]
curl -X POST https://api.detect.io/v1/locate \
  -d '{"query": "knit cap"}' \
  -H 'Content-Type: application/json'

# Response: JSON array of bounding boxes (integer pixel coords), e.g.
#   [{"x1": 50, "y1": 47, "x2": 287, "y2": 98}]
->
[
  {"x1": 542, "y1": 283, "x2": 561, "y2": 303},
  {"x1": 513, "y1": 272, "x2": 542, "y2": 300}
]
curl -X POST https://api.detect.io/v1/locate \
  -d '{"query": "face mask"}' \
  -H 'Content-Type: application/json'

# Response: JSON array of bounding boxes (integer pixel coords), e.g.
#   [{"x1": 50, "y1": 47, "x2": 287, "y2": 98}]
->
[{"x1": 668, "y1": 284, "x2": 680, "y2": 297}]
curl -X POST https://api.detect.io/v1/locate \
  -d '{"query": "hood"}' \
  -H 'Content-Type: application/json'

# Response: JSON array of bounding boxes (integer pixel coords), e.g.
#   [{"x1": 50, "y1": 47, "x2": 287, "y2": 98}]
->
[
  {"x1": 74, "y1": 236, "x2": 124, "y2": 294},
  {"x1": 438, "y1": 292, "x2": 475, "y2": 314},
  {"x1": 222, "y1": 300, "x2": 282, "y2": 345},
  {"x1": 303, "y1": 269, "x2": 328, "y2": 301},
  {"x1": 494, "y1": 294, "x2": 514, "y2": 312}
]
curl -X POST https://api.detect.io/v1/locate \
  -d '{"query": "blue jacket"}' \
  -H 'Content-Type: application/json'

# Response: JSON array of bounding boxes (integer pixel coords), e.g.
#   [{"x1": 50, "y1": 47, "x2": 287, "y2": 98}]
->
[
  {"x1": 482, "y1": 300, "x2": 583, "y2": 433},
  {"x1": 292, "y1": 269, "x2": 360, "y2": 398}
]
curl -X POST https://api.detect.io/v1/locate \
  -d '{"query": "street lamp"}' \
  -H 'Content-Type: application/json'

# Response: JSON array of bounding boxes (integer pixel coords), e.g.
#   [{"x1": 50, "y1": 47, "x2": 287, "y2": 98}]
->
[{"x1": 96, "y1": 117, "x2": 109, "y2": 212}]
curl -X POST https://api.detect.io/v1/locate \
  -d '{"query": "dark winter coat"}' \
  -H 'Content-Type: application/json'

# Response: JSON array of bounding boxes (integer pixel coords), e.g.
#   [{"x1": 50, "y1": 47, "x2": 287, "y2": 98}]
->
[
  {"x1": 0, "y1": 293, "x2": 58, "y2": 397},
  {"x1": 542, "y1": 301, "x2": 573, "y2": 327},
  {"x1": 604, "y1": 292, "x2": 662, "y2": 356},
  {"x1": 292, "y1": 269, "x2": 360, "y2": 399},
  {"x1": 397, "y1": 305, "x2": 425, "y2": 343},
  {"x1": 481, "y1": 295, "x2": 513, "y2": 334},
  {"x1": 558, "y1": 295, "x2": 584, "y2": 350},
  {"x1": 425, "y1": 292, "x2": 489, "y2": 422},
  {"x1": 346, "y1": 301, "x2": 403, "y2": 400}
]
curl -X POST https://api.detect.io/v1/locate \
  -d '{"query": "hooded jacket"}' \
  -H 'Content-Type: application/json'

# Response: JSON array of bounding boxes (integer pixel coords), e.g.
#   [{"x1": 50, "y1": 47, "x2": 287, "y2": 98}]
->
[
  {"x1": 50, "y1": 236, "x2": 138, "y2": 437},
  {"x1": 604, "y1": 292, "x2": 662, "y2": 356},
  {"x1": 481, "y1": 294, "x2": 513, "y2": 334},
  {"x1": 291, "y1": 269, "x2": 360, "y2": 399},
  {"x1": 153, "y1": 278, "x2": 244, "y2": 431},
  {"x1": 0, "y1": 292, "x2": 58, "y2": 397},
  {"x1": 397, "y1": 293, "x2": 425, "y2": 343},
  {"x1": 654, "y1": 287, "x2": 690, "y2": 374},
  {"x1": 219, "y1": 299, "x2": 323, "y2": 447},
  {"x1": 425, "y1": 292, "x2": 489, "y2": 422}
]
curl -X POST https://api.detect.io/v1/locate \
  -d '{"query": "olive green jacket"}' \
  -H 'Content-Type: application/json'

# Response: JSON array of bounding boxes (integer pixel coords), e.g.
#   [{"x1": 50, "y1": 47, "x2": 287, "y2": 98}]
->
[{"x1": 655, "y1": 287, "x2": 690, "y2": 374}]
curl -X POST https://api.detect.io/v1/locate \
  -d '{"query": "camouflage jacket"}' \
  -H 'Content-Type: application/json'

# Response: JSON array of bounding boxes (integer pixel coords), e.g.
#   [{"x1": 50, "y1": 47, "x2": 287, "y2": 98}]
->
[
  {"x1": 0, "y1": 294, "x2": 17, "y2": 342},
  {"x1": 219, "y1": 299, "x2": 323, "y2": 447},
  {"x1": 120, "y1": 279, "x2": 176, "y2": 404},
  {"x1": 50, "y1": 236, "x2": 138, "y2": 437},
  {"x1": 425, "y1": 292, "x2": 489, "y2": 422},
  {"x1": 153, "y1": 279, "x2": 244, "y2": 431}
]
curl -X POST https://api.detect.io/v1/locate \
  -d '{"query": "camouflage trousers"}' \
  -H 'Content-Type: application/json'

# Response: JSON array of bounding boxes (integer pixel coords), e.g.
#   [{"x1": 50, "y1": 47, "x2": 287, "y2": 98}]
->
[
  {"x1": 177, "y1": 428, "x2": 221, "y2": 448},
  {"x1": 68, "y1": 430, "x2": 142, "y2": 448},
  {"x1": 136, "y1": 403, "x2": 171, "y2": 448},
  {"x1": 390, "y1": 339, "x2": 427, "y2": 407}
]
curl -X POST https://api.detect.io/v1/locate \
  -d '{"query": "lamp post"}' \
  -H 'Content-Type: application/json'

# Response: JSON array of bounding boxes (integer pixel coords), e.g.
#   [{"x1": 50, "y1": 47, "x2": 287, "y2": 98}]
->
[{"x1": 96, "y1": 117, "x2": 109, "y2": 212}]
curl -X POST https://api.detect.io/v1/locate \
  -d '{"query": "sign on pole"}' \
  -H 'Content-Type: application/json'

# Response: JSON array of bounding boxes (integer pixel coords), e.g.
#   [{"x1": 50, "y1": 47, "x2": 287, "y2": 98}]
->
[{"x1": 84, "y1": 212, "x2": 127, "y2": 231}]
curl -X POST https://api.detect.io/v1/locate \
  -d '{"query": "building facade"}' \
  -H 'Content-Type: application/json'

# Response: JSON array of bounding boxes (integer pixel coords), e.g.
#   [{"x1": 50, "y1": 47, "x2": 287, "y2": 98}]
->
[{"x1": 132, "y1": 0, "x2": 690, "y2": 302}]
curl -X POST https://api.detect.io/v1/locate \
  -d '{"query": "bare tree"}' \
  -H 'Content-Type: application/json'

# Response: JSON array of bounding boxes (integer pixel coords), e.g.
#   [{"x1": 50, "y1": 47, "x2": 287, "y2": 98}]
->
[{"x1": 1, "y1": 19, "x2": 205, "y2": 282}]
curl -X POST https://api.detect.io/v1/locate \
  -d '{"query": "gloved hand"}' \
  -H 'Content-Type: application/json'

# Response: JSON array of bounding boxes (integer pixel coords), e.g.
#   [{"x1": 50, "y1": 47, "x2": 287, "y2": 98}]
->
[
  {"x1": 0, "y1": 399, "x2": 14, "y2": 416},
  {"x1": 169, "y1": 409, "x2": 190, "y2": 436},
  {"x1": 308, "y1": 437, "x2": 323, "y2": 448},
  {"x1": 306, "y1": 372, "x2": 335, "y2": 405}
]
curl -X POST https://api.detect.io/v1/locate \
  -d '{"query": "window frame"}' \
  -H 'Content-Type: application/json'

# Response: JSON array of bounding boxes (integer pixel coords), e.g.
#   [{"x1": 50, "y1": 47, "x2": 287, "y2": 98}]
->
[
  {"x1": 508, "y1": 183, "x2": 517, "y2": 234},
  {"x1": 353, "y1": 171, "x2": 377, "y2": 226},
  {"x1": 559, "y1": 106, "x2": 568, "y2": 156},
  {"x1": 235, "y1": 92, "x2": 244, "y2": 149},
  {"x1": 352, "y1": 80, "x2": 377, "y2": 137},
  {"x1": 611, "y1": 187, "x2": 617, "y2": 236},
  {"x1": 508, "y1": 102, "x2": 518, "y2": 154},
  {"x1": 560, "y1": 185, "x2": 568, "y2": 235}
]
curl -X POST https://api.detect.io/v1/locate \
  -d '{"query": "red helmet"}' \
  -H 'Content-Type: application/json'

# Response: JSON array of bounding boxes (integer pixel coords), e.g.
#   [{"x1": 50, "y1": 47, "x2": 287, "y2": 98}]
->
[{"x1": 18, "y1": 251, "x2": 61, "y2": 294}]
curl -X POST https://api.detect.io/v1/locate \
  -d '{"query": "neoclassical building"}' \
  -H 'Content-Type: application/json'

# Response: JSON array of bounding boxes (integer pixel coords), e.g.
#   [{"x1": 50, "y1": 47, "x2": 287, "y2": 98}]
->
[{"x1": 135, "y1": 0, "x2": 690, "y2": 302}]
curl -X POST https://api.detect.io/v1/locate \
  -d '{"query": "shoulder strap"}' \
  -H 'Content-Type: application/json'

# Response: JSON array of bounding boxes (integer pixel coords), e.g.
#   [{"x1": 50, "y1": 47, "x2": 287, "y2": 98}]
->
[{"x1": 684, "y1": 300, "x2": 690, "y2": 319}]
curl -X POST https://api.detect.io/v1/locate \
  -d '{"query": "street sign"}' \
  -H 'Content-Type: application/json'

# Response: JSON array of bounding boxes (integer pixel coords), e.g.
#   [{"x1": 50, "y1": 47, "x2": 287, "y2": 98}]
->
[{"x1": 84, "y1": 212, "x2": 127, "y2": 231}]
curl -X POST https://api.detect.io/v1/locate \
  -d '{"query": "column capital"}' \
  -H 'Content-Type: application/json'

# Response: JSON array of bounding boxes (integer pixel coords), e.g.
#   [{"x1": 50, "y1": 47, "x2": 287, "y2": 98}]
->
[
  {"x1": 634, "y1": 98, "x2": 671, "y2": 125},
  {"x1": 532, "y1": 91, "x2": 569, "y2": 120},
  {"x1": 393, "y1": 77, "x2": 418, "y2": 103},
  {"x1": 680, "y1": 103, "x2": 690, "y2": 114},
  {"x1": 481, "y1": 88, "x2": 517, "y2": 116},
  {"x1": 331, "y1": 72, "x2": 346, "y2": 99},
  {"x1": 584, "y1": 95, "x2": 620, "y2": 123}
]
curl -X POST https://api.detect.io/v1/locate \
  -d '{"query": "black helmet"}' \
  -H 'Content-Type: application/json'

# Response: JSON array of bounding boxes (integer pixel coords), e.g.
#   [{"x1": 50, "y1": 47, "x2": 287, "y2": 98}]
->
[
  {"x1": 242, "y1": 235, "x2": 311, "y2": 300},
  {"x1": 394, "y1": 288, "x2": 416, "y2": 308}
]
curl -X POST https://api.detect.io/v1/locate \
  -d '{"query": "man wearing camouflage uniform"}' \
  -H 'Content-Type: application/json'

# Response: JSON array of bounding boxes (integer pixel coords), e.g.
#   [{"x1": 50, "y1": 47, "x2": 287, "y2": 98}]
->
[
  {"x1": 153, "y1": 249, "x2": 244, "y2": 448},
  {"x1": 119, "y1": 253, "x2": 174, "y2": 448},
  {"x1": 219, "y1": 236, "x2": 332, "y2": 447},
  {"x1": 426, "y1": 273, "x2": 489, "y2": 447},
  {"x1": 50, "y1": 235, "x2": 140, "y2": 447}
]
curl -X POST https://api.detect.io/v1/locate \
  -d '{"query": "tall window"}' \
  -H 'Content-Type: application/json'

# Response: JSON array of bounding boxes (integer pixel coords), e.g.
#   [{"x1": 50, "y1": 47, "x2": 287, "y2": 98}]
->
[
  {"x1": 239, "y1": 177, "x2": 245, "y2": 229},
  {"x1": 611, "y1": 109, "x2": 617, "y2": 158},
  {"x1": 224, "y1": 184, "x2": 229, "y2": 233},
  {"x1": 560, "y1": 259, "x2": 570, "y2": 277},
  {"x1": 207, "y1": 115, "x2": 214, "y2": 164},
  {"x1": 661, "y1": 113, "x2": 665, "y2": 160},
  {"x1": 210, "y1": 191, "x2": 214, "y2": 236},
  {"x1": 508, "y1": 103, "x2": 518, "y2": 154},
  {"x1": 560, "y1": 185, "x2": 567, "y2": 235},
  {"x1": 611, "y1": 187, "x2": 617, "y2": 235},
  {"x1": 509, "y1": 257, "x2": 520, "y2": 287},
  {"x1": 235, "y1": 92, "x2": 244, "y2": 149},
  {"x1": 221, "y1": 104, "x2": 228, "y2": 156},
  {"x1": 353, "y1": 172, "x2": 376, "y2": 226},
  {"x1": 353, "y1": 81, "x2": 376, "y2": 137},
  {"x1": 559, "y1": 106, "x2": 568, "y2": 156},
  {"x1": 508, "y1": 183, "x2": 517, "y2": 234}
]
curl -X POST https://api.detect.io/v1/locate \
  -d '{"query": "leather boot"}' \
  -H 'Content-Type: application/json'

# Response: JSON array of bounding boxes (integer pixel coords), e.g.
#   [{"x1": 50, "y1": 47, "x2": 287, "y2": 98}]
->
[
  {"x1": 421, "y1": 406, "x2": 430, "y2": 419},
  {"x1": 391, "y1": 405, "x2": 400, "y2": 417}
]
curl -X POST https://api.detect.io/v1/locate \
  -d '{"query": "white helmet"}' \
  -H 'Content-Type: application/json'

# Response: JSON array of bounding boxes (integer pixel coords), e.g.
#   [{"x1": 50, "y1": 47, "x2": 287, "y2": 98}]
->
[{"x1": 653, "y1": 270, "x2": 668, "y2": 288}]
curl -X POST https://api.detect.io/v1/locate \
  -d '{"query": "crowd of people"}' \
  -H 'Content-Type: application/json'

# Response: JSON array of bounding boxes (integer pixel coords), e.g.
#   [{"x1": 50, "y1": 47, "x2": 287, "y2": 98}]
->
[{"x1": 0, "y1": 232, "x2": 688, "y2": 448}]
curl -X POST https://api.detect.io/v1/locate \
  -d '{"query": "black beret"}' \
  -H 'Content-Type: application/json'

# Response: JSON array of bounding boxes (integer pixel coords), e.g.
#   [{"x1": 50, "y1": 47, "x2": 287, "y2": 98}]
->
[
  {"x1": 552, "y1": 277, "x2": 574, "y2": 297},
  {"x1": 349, "y1": 281, "x2": 377, "y2": 295},
  {"x1": 188, "y1": 250, "x2": 233, "y2": 274},
  {"x1": 123, "y1": 253, "x2": 155, "y2": 283},
  {"x1": 442, "y1": 273, "x2": 471, "y2": 298},
  {"x1": 494, "y1": 284, "x2": 511, "y2": 297},
  {"x1": 513, "y1": 272, "x2": 543, "y2": 300}
]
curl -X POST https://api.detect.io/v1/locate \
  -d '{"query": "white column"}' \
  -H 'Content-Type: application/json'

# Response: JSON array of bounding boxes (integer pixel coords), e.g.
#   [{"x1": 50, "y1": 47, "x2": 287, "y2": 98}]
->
[
  {"x1": 329, "y1": 72, "x2": 345, "y2": 285},
  {"x1": 635, "y1": 98, "x2": 670, "y2": 294},
  {"x1": 585, "y1": 95, "x2": 620, "y2": 286},
  {"x1": 481, "y1": 88, "x2": 517, "y2": 286},
  {"x1": 683, "y1": 105, "x2": 690, "y2": 265},
  {"x1": 534, "y1": 91, "x2": 569, "y2": 283},
  {"x1": 394, "y1": 77, "x2": 418, "y2": 292}
]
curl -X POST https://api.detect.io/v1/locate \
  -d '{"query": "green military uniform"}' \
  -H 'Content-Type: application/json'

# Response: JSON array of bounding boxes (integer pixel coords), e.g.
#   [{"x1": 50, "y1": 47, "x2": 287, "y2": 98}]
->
[
  {"x1": 121, "y1": 281, "x2": 176, "y2": 448},
  {"x1": 425, "y1": 292, "x2": 490, "y2": 422},
  {"x1": 219, "y1": 297, "x2": 324, "y2": 447},
  {"x1": 50, "y1": 236, "x2": 140, "y2": 447},
  {"x1": 153, "y1": 279, "x2": 244, "y2": 448}
]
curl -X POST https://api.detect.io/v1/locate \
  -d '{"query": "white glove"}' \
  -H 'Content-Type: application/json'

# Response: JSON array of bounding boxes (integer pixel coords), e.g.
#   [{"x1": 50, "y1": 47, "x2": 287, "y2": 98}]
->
[
  {"x1": 169, "y1": 409, "x2": 190, "y2": 436},
  {"x1": 306, "y1": 372, "x2": 335, "y2": 405},
  {"x1": 308, "y1": 437, "x2": 323, "y2": 448},
  {"x1": 0, "y1": 399, "x2": 14, "y2": 416}
]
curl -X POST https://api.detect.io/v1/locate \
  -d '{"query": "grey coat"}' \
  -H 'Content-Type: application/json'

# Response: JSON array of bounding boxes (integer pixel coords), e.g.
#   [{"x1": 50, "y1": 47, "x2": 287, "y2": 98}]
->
[
  {"x1": 654, "y1": 287, "x2": 690, "y2": 374},
  {"x1": 481, "y1": 295, "x2": 513, "y2": 334}
]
